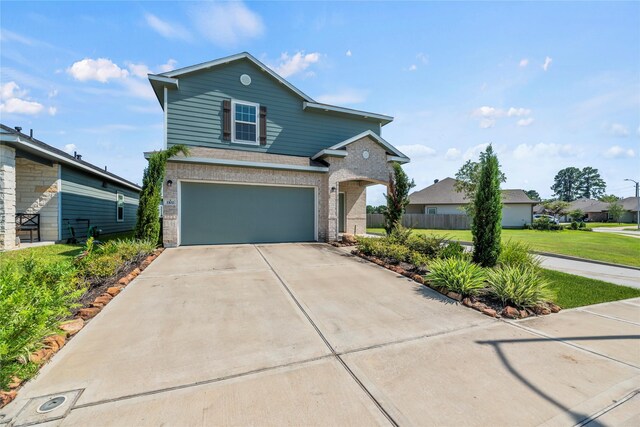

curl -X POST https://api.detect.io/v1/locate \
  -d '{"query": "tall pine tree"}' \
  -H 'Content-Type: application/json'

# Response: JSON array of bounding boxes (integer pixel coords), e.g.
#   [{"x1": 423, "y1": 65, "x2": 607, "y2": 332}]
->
[{"x1": 472, "y1": 145, "x2": 503, "y2": 267}]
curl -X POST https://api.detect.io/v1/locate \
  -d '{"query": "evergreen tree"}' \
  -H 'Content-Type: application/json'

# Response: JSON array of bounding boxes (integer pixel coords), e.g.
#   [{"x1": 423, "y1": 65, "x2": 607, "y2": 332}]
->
[
  {"x1": 383, "y1": 162, "x2": 415, "y2": 234},
  {"x1": 579, "y1": 167, "x2": 606, "y2": 199},
  {"x1": 551, "y1": 167, "x2": 582, "y2": 201},
  {"x1": 135, "y1": 145, "x2": 190, "y2": 243},
  {"x1": 524, "y1": 190, "x2": 540, "y2": 201},
  {"x1": 472, "y1": 145, "x2": 503, "y2": 267}
]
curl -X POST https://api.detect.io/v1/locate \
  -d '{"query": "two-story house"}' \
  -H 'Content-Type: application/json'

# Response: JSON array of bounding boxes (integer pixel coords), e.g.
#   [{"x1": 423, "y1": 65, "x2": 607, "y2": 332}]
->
[{"x1": 148, "y1": 52, "x2": 409, "y2": 247}]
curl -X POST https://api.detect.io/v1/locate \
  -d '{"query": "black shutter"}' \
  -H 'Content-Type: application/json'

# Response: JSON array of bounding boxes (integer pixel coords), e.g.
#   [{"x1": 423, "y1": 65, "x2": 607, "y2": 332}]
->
[
  {"x1": 223, "y1": 100, "x2": 231, "y2": 141},
  {"x1": 259, "y1": 106, "x2": 267, "y2": 146}
]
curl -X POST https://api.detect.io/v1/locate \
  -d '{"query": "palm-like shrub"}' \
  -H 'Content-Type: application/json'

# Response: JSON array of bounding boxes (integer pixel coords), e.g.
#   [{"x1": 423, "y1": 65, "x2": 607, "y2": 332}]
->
[
  {"x1": 486, "y1": 265, "x2": 553, "y2": 308},
  {"x1": 406, "y1": 233, "x2": 447, "y2": 258},
  {"x1": 498, "y1": 240, "x2": 540, "y2": 269},
  {"x1": 426, "y1": 258, "x2": 486, "y2": 296}
]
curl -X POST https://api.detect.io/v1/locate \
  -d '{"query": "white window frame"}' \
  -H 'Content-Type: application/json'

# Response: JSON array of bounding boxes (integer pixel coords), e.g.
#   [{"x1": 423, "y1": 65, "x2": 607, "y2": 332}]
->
[
  {"x1": 231, "y1": 99, "x2": 260, "y2": 145},
  {"x1": 426, "y1": 207, "x2": 437, "y2": 215},
  {"x1": 116, "y1": 192, "x2": 125, "y2": 222}
]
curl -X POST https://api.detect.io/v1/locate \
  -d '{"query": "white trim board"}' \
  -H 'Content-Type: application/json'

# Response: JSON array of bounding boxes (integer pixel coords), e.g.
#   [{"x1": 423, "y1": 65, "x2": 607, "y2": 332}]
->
[{"x1": 168, "y1": 156, "x2": 329, "y2": 173}]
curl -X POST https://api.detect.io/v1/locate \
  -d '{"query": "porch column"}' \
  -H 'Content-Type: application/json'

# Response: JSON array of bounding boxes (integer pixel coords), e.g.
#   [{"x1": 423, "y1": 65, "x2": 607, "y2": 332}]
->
[
  {"x1": 327, "y1": 179, "x2": 339, "y2": 241},
  {"x1": 0, "y1": 145, "x2": 17, "y2": 250}
]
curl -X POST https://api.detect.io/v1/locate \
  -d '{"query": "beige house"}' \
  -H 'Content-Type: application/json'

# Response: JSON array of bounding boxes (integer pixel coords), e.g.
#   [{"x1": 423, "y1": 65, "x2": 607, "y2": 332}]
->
[{"x1": 407, "y1": 177, "x2": 536, "y2": 228}]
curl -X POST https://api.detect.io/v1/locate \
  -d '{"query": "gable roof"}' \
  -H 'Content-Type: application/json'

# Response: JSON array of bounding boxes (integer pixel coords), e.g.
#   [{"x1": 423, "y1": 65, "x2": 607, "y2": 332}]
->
[
  {"x1": 408, "y1": 177, "x2": 535, "y2": 205},
  {"x1": 0, "y1": 124, "x2": 141, "y2": 192},
  {"x1": 311, "y1": 130, "x2": 409, "y2": 164},
  {"x1": 148, "y1": 52, "x2": 393, "y2": 125}
]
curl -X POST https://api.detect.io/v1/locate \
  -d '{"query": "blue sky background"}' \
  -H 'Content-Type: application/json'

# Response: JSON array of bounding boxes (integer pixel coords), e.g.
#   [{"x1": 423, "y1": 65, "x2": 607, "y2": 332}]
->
[{"x1": 1, "y1": 1, "x2": 638, "y2": 204}]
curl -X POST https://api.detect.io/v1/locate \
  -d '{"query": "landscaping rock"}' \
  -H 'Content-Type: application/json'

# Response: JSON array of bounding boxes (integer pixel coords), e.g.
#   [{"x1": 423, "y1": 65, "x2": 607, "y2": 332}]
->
[
  {"x1": 548, "y1": 303, "x2": 561, "y2": 313},
  {"x1": 94, "y1": 294, "x2": 113, "y2": 305},
  {"x1": 117, "y1": 276, "x2": 130, "y2": 286},
  {"x1": 519, "y1": 309, "x2": 529, "y2": 318},
  {"x1": 462, "y1": 297, "x2": 473, "y2": 307},
  {"x1": 43, "y1": 334, "x2": 65, "y2": 352},
  {"x1": 59, "y1": 318, "x2": 84, "y2": 336},
  {"x1": 373, "y1": 258, "x2": 385, "y2": 266},
  {"x1": 502, "y1": 306, "x2": 520, "y2": 319},
  {"x1": 532, "y1": 305, "x2": 551, "y2": 315},
  {"x1": 447, "y1": 292, "x2": 462, "y2": 301},
  {"x1": 472, "y1": 301, "x2": 488, "y2": 311},
  {"x1": 412, "y1": 274, "x2": 424, "y2": 284},
  {"x1": 78, "y1": 307, "x2": 100, "y2": 320},
  {"x1": 9, "y1": 376, "x2": 22, "y2": 389},
  {"x1": 130, "y1": 268, "x2": 141, "y2": 277},
  {"x1": 341, "y1": 233, "x2": 357, "y2": 244},
  {"x1": 106, "y1": 286, "x2": 122, "y2": 297},
  {"x1": 29, "y1": 348, "x2": 54, "y2": 364},
  {"x1": 1, "y1": 390, "x2": 17, "y2": 407},
  {"x1": 437, "y1": 287, "x2": 449, "y2": 296},
  {"x1": 481, "y1": 307, "x2": 498, "y2": 318}
]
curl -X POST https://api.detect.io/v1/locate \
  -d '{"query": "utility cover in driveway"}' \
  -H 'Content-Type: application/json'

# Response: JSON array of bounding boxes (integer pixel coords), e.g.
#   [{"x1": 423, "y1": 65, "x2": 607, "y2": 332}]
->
[{"x1": 180, "y1": 182, "x2": 315, "y2": 245}]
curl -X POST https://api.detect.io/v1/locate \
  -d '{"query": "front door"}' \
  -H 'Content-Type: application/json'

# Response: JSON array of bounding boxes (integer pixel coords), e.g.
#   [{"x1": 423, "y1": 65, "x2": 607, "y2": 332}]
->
[{"x1": 338, "y1": 192, "x2": 346, "y2": 233}]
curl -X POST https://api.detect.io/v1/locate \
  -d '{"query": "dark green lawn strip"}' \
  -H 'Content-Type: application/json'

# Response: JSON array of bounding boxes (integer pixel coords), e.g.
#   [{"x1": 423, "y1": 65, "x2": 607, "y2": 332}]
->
[
  {"x1": 0, "y1": 243, "x2": 83, "y2": 264},
  {"x1": 541, "y1": 269, "x2": 640, "y2": 309}
]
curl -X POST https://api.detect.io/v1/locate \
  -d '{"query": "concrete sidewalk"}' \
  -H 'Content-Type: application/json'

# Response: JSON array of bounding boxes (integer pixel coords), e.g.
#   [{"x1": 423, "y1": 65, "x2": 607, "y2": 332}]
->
[
  {"x1": 539, "y1": 255, "x2": 640, "y2": 288},
  {"x1": 2, "y1": 244, "x2": 638, "y2": 426},
  {"x1": 593, "y1": 226, "x2": 640, "y2": 239}
]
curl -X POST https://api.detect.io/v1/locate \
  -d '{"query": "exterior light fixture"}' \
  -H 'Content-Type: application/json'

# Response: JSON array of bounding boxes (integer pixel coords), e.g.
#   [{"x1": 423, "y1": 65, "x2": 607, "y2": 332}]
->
[
  {"x1": 167, "y1": 179, "x2": 173, "y2": 188},
  {"x1": 331, "y1": 186, "x2": 336, "y2": 193}
]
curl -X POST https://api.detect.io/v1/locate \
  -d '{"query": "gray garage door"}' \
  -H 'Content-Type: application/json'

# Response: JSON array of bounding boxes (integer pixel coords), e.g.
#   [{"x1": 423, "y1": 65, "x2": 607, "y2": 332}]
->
[{"x1": 180, "y1": 182, "x2": 315, "y2": 245}]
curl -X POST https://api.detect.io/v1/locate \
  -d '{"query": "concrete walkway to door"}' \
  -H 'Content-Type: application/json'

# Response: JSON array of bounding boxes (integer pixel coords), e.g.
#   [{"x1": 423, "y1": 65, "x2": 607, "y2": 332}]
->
[{"x1": 2, "y1": 244, "x2": 639, "y2": 426}]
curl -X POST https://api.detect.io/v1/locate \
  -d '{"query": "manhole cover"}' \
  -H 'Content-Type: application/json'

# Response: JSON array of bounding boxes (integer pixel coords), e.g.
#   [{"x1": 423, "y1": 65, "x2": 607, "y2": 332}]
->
[{"x1": 36, "y1": 395, "x2": 67, "y2": 413}]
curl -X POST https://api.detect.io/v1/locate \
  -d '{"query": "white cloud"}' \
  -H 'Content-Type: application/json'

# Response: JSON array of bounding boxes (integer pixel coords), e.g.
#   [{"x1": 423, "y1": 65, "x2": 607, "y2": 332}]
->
[
  {"x1": 444, "y1": 148, "x2": 462, "y2": 160},
  {"x1": 191, "y1": 1, "x2": 264, "y2": 46},
  {"x1": 48, "y1": 89, "x2": 58, "y2": 98},
  {"x1": 416, "y1": 52, "x2": 429, "y2": 64},
  {"x1": 604, "y1": 145, "x2": 636, "y2": 158},
  {"x1": 48, "y1": 106, "x2": 57, "y2": 116},
  {"x1": 396, "y1": 144, "x2": 436, "y2": 159},
  {"x1": 479, "y1": 118, "x2": 496, "y2": 129},
  {"x1": 519, "y1": 58, "x2": 529, "y2": 67},
  {"x1": 0, "y1": 81, "x2": 44, "y2": 115},
  {"x1": 158, "y1": 59, "x2": 177, "y2": 73},
  {"x1": 472, "y1": 105, "x2": 532, "y2": 128},
  {"x1": 407, "y1": 64, "x2": 417, "y2": 71},
  {"x1": 543, "y1": 56, "x2": 553, "y2": 71},
  {"x1": 608, "y1": 123, "x2": 629, "y2": 137},
  {"x1": 316, "y1": 88, "x2": 367, "y2": 105},
  {"x1": 67, "y1": 58, "x2": 129, "y2": 83},
  {"x1": 464, "y1": 143, "x2": 491, "y2": 161},
  {"x1": 507, "y1": 107, "x2": 531, "y2": 117},
  {"x1": 272, "y1": 51, "x2": 320, "y2": 78},
  {"x1": 346, "y1": 49, "x2": 352, "y2": 57},
  {"x1": 517, "y1": 118, "x2": 535, "y2": 127},
  {"x1": 473, "y1": 106, "x2": 501, "y2": 118},
  {"x1": 127, "y1": 63, "x2": 152, "y2": 78},
  {"x1": 513, "y1": 143, "x2": 580, "y2": 160},
  {"x1": 144, "y1": 13, "x2": 191, "y2": 41},
  {"x1": 63, "y1": 143, "x2": 77, "y2": 155}
]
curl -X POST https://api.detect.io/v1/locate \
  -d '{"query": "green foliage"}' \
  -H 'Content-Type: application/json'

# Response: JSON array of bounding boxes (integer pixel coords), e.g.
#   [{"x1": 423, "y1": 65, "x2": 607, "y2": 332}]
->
[
  {"x1": 383, "y1": 162, "x2": 415, "y2": 234},
  {"x1": 607, "y1": 202, "x2": 625, "y2": 223},
  {"x1": 439, "y1": 241, "x2": 466, "y2": 259},
  {"x1": 532, "y1": 217, "x2": 563, "y2": 231},
  {"x1": 551, "y1": 166, "x2": 607, "y2": 201},
  {"x1": 135, "y1": 144, "x2": 190, "y2": 244},
  {"x1": 406, "y1": 233, "x2": 447, "y2": 258},
  {"x1": 524, "y1": 190, "x2": 540, "y2": 201},
  {"x1": 541, "y1": 200, "x2": 570, "y2": 217},
  {"x1": 497, "y1": 240, "x2": 541, "y2": 269},
  {"x1": 0, "y1": 257, "x2": 84, "y2": 388},
  {"x1": 599, "y1": 194, "x2": 621, "y2": 203},
  {"x1": 366, "y1": 205, "x2": 385, "y2": 214},
  {"x1": 77, "y1": 238, "x2": 156, "y2": 282},
  {"x1": 409, "y1": 251, "x2": 430, "y2": 269},
  {"x1": 454, "y1": 159, "x2": 507, "y2": 215},
  {"x1": 578, "y1": 221, "x2": 587, "y2": 229},
  {"x1": 426, "y1": 258, "x2": 486, "y2": 296},
  {"x1": 387, "y1": 224, "x2": 412, "y2": 245},
  {"x1": 486, "y1": 266, "x2": 553, "y2": 308},
  {"x1": 570, "y1": 221, "x2": 578, "y2": 230},
  {"x1": 568, "y1": 209, "x2": 585, "y2": 222},
  {"x1": 579, "y1": 166, "x2": 606, "y2": 199},
  {"x1": 472, "y1": 145, "x2": 503, "y2": 267}
]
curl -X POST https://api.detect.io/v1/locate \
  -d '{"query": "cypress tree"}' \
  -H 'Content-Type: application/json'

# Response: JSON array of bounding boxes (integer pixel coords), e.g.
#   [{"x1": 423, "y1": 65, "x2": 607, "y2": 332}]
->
[
  {"x1": 383, "y1": 162, "x2": 415, "y2": 234},
  {"x1": 135, "y1": 144, "x2": 190, "y2": 244},
  {"x1": 472, "y1": 145, "x2": 502, "y2": 267}
]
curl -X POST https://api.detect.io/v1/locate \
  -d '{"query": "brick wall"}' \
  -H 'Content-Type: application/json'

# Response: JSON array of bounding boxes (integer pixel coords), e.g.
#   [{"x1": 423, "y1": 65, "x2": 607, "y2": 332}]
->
[
  {"x1": 0, "y1": 145, "x2": 16, "y2": 250},
  {"x1": 15, "y1": 158, "x2": 60, "y2": 242}
]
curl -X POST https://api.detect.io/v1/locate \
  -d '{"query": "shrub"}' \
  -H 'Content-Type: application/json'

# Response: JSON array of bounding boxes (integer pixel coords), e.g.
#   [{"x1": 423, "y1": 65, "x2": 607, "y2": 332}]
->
[
  {"x1": 570, "y1": 221, "x2": 578, "y2": 230},
  {"x1": 383, "y1": 163, "x2": 415, "y2": 234},
  {"x1": 0, "y1": 257, "x2": 84, "y2": 388},
  {"x1": 498, "y1": 240, "x2": 540, "y2": 269},
  {"x1": 355, "y1": 236, "x2": 379, "y2": 256},
  {"x1": 486, "y1": 265, "x2": 553, "y2": 308},
  {"x1": 532, "y1": 217, "x2": 563, "y2": 231},
  {"x1": 77, "y1": 238, "x2": 156, "y2": 282},
  {"x1": 379, "y1": 243, "x2": 411, "y2": 264},
  {"x1": 426, "y1": 258, "x2": 486, "y2": 296},
  {"x1": 409, "y1": 251, "x2": 430, "y2": 269},
  {"x1": 406, "y1": 233, "x2": 447, "y2": 258},
  {"x1": 578, "y1": 221, "x2": 586, "y2": 229},
  {"x1": 387, "y1": 224, "x2": 412, "y2": 246},
  {"x1": 439, "y1": 241, "x2": 466, "y2": 259}
]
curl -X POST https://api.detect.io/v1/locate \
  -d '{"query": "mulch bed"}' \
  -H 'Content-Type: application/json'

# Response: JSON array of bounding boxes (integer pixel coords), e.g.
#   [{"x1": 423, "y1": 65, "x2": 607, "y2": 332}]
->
[
  {"x1": 0, "y1": 248, "x2": 164, "y2": 408},
  {"x1": 348, "y1": 248, "x2": 561, "y2": 320}
]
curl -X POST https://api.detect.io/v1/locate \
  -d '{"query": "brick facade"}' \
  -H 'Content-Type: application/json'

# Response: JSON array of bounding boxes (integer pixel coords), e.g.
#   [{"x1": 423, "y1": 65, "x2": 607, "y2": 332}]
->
[
  {"x1": 15, "y1": 158, "x2": 60, "y2": 242},
  {"x1": 163, "y1": 135, "x2": 393, "y2": 246}
]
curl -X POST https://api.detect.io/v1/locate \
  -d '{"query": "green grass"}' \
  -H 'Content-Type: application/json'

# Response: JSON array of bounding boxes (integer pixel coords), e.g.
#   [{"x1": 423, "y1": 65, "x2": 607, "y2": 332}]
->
[
  {"x1": 368, "y1": 228, "x2": 640, "y2": 267},
  {"x1": 541, "y1": 269, "x2": 640, "y2": 308},
  {"x1": 585, "y1": 222, "x2": 634, "y2": 228},
  {"x1": 0, "y1": 243, "x2": 83, "y2": 265}
]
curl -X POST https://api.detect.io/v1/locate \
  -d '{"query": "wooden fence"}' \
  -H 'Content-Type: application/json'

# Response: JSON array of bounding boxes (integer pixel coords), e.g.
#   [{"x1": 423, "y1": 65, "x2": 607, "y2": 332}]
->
[{"x1": 367, "y1": 213, "x2": 471, "y2": 230}]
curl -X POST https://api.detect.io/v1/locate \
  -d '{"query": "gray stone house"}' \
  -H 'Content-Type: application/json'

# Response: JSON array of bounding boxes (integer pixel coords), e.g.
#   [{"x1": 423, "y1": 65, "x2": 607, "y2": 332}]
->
[
  {"x1": 147, "y1": 52, "x2": 409, "y2": 246},
  {"x1": 0, "y1": 125, "x2": 140, "y2": 250}
]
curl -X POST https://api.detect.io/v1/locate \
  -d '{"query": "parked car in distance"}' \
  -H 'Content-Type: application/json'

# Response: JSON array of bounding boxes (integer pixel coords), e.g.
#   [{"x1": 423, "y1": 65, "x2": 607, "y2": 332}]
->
[{"x1": 533, "y1": 214, "x2": 560, "y2": 224}]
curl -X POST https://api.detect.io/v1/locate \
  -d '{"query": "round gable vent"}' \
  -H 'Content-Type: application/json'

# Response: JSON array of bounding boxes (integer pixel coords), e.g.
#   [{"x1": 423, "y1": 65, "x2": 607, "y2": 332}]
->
[
  {"x1": 362, "y1": 150, "x2": 370, "y2": 159},
  {"x1": 240, "y1": 74, "x2": 252, "y2": 86}
]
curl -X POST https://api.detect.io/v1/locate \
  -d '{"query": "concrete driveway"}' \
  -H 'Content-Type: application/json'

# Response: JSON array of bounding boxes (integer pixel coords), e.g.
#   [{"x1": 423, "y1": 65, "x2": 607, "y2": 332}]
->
[{"x1": 2, "y1": 244, "x2": 639, "y2": 426}]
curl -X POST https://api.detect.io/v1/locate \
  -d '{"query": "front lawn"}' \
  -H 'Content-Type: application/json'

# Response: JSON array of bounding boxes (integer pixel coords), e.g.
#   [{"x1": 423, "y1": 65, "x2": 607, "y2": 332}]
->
[
  {"x1": 542, "y1": 269, "x2": 640, "y2": 308},
  {"x1": 367, "y1": 228, "x2": 640, "y2": 267},
  {"x1": 0, "y1": 243, "x2": 83, "y2": 264}
]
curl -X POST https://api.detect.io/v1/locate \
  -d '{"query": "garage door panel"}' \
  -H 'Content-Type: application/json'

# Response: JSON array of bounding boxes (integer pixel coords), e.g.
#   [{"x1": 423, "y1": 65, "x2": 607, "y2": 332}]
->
[{"x1": 180, "y1": 182, "x2": 315, "y2": 245}]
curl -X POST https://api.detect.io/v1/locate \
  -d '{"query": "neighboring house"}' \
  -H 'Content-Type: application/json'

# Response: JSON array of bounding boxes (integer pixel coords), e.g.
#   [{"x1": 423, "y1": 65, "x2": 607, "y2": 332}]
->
[
  {"x1": 407, "y1": 177, "x2": 536, "y2": 228},
  {"x1": 147, "y1": 52, "x2": 409, "y2": 247},
  {"x1": 0, "y1": 124, "x2": 141, "y2": 250},
  {"x1": 533, "y1": 198, "x2": 639, "y2": 222}
]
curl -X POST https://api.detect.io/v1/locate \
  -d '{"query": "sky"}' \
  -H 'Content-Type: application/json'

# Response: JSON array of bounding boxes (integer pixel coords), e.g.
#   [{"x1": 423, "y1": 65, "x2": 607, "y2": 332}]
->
[{"x1": 1, "y1": 1, "x2": 639, "y2": 205}]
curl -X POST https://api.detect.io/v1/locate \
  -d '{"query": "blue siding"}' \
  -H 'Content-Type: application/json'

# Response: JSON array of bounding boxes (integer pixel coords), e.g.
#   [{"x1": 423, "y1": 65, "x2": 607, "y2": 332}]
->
[
  {"x1": 166, "y1": 59, "x2": 379, "y2": 157},
  {"x1": 60, "y1": 166, "x2": 139, "y2": 240}
]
